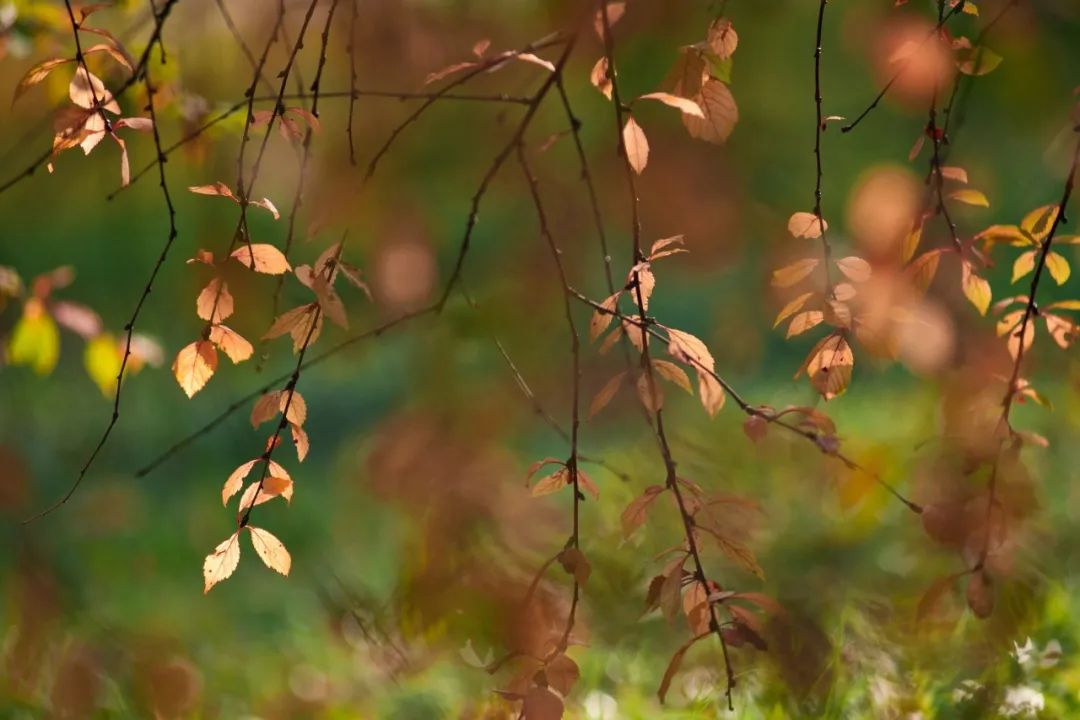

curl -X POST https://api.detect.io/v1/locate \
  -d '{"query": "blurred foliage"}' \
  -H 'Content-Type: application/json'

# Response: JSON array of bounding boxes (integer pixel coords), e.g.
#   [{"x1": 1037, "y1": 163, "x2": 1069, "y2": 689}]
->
[{"x1": 2, "y1": 0, "x2": 1080, "y2": 718}]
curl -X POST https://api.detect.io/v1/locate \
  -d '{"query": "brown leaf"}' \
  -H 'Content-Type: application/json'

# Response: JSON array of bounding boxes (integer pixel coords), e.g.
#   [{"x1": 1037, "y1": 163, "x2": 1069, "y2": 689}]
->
[
  {"x1": 621, "y1": 485, "x2": 664, "y2": 537},
  {"x1": 522, "y1": 686, "x2": 563, "y2": 720},
  {"x1": 662, "y1": 48, "x2": 706, "y2": 99},
  {"x1": 799, "y1": 333, "x2": 854, "y2": 400},
  {"x1": 188, "y1": 181, "x2": 237, "y2": 201},
  {"x1": 545, "y1": 654, "x2": 579, "y2": 696},
  {"x1": 247, "y1": 526, "x2": 291, "y2": 576},
  {"x1": 251, "y1": 392, "x2": 281, "y2": 428},
  {"x1": 590, "y1": 291, "x2": 621, "y2": 341},
  {"x1": 589, "y1": 372, "x2": 625, "y2": 418},
  {"x1": 917, "y1": 573, "x2": 960, "y2": 622},
  {"x1": 69, "y1": 67, "x2": 120, "y2": 113},
  {"x1": 203, "y1": 531, "x2": 241, "y2": 593},
  {"x1": 593, "y1": 1, "x2": 625, "y2": 39},
  {"x1": 589, "y1": 56, "x2": 613, "y2": 99},
  {"x1": 14, "y1": 58, "x2": 73, "y2": 103},
  {"x1": 171, "y1": 340, "x2": 217, "y2": 398},
  {"x1": 773, "y1": 291, "x2": 815, "y2": 328},
  {"x1": 531, "y1": 468, "x2": 570, "y2": 497},
  {"x1": 623, "y1": 116, "x2": 649, "y2": 174},
  {"x1": 706, "y1": 18, "x2": 739, "y2": 59},
  {"x1": 636, "y1": 373, "x2": 664, "y2": 414},
  {"x1": 682, "y1": 79, "x2": 738, "y2": 144},
  {"x1": 787, "y1": 310, "x2": 824, "y2": 338},
  {"x1": 558, "y1": 547, "x2": 591, "y2": 586},
  {"x1": 966, "y1": 570, "x2": 993, "y2": 619},
  {"x1": 658, "y1": 634, "x2": 704, "y2": 703}
]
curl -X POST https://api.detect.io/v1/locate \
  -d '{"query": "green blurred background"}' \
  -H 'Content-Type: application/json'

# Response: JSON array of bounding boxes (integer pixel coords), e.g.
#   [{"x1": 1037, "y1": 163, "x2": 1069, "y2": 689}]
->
[{"x1": 2, "y1": 0, "x2": 1080, "y2": 717}]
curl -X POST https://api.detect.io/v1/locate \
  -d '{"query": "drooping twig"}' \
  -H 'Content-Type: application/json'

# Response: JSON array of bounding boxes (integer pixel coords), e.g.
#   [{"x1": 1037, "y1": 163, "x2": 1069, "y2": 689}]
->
[
  {"x1": 25, "y1": 0, "x2": 182, "y2": 522},
  {"x1": 812, "y1": 0, "x2": 834, "y2": 292},
  {"x1": 841, "y1": 0, "x2": 967, "y2": 133}
]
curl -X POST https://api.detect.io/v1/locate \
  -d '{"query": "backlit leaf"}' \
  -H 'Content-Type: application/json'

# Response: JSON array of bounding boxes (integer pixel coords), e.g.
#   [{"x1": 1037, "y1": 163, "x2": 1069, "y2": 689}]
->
[
  {"x1": 203, "y1": 532, "x2": 241, "y2": 593},
  {"x1": 196, "y1": 277, "x2": 233, "y2": 323},
  {"x1": 638, "y1": 92, "x2": 704, "y2": 118},
  {"x1": 84, "y1": 333, "x2": 121, "y2": 396},
  {"x1": 1045, "y1": 252, "x2": 1070, "y2": 285},
  {"x1": 171, "y1": 340, "x2": 217, "y2": 398},
  {"x1": 8, "y1": 300, "x2": 60, "y2": 375},
  {"x1": 836, "y1": 256, "x2": 872, "y2": 283},
  {"x1": 682, "y1": 78, "x2": 738, "y2": 144},
  {"x1": 1011, "y1": 251, "x2": 1036, "y2": 283},
  {"x1": 771, "y1": 257, "x2": 819, "y2": 288},
  {"x1": 247, "y1": 526, "x2": 291, "y2": 576},
  {"x1": 230, "y1": 244, "x2": 291, "y2": 274},
  {"x1": 208, "y1": 324, "x2": 253, "y2": 363},
  {"x1": 706, "y1": 18, "x2": 738, "y2": 59},
  {"x1": 623, "y1": 116, "x2": 649, "y2": 174},
  {"x1": 949, "y1": 189, "x2": 989, "y2": 208},
  {"x1": 961, "y1": 261, "x2": 991, "y2": 315},
  {"x1": 787, "y1": 211, "x2": 826, "y2": 239}
]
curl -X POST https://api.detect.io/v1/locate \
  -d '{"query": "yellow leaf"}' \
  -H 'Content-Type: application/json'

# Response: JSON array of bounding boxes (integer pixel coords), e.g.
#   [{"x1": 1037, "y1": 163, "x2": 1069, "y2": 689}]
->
[
  {"x1": 623, "y1": 116, "x2": 649, "y2": 174},
  {"x1": 203, "y1": 531, "x2": 241, "y2": 593},
  {"x1": 961, "y1": 261, "x2": 991, "y2": 315},
  {"x1": 949, "y1": 189, "x2": 989, "y2": 208},
  {"x1": 787, "y1": 310, "x2": 824, "y2": 338},
  {"x1": 902, "y1": 222, "x2": 923, "y2": 262},
  {"x1": 1021, "y1": 204, "x2": 1058, "y2": 240},
  {"x1": 773, "y1": 291, "x2": 815, "y2": 328},
  {"x1": 906, "y1": 249, "x2": 942, "y2": 293},
  {"x1": 652, "y1": 359, "x2": 692, "y2": 393},
  {"x1": 1045, "y1": 252, "x2": 1070, "y2": 285},
  {"x1": 247, "y1": 526, "x2": 291, "y2": 576},
  {"x1": 84, "y1": 333, "x2": 121, "y2": 396},
  {"x1": 8, "y1": 299, "x2": 60, "y2": 375},
  {"x1": 171, "y1": 340, "x2": 217, "y2": 398},
  {"x1": 1011, "y1": 250, "x2": 1036, "y2": 283}
]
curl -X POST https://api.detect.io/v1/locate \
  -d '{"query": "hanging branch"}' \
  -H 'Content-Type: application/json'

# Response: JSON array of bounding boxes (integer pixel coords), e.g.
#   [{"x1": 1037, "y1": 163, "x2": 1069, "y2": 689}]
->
[
  {"x1": 346, "y1": 0, "x2": 360, "y2": 166},
  {"x1": 813, "y1": 0, "x2": 834, "y2": 292},
  {"x1": 25, "y1": 0, "x2": 181, "y2": 522},
  {"x1": 841, "y1": 0, "x2": 967, "y2": 133},
  {"x1": 598, "y1": 2, "x2": 736, "y2": 707}
]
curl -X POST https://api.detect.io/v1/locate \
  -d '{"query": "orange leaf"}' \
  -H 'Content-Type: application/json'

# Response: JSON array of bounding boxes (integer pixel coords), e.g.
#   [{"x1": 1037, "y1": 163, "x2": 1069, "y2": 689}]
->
[
  {"x1": 682, "y1": 79, "x2": 738, "y2": 144},
  {"x1": 230, "y1": 244, "x2": 291, "y2": 274},
  {"x1": 172, "y1": 340, "x2": 217, "y2": 398},
  {"x1": 589, "y1": 372, "x2": 625, "y2": 418},
  {"x1": 188, "y1": 181, "x2": 237, "y2": 201},
  {"x1": 771, "y1": 257, "x2": 819, "y2": 288},
  {"x1": 222, "y1": 459, "x2": 257, "y2": 505},
  {"x1": 196, "y1": 277, "x2": 233, "y2": 323},
  {"x1": 251, "y1": 392, "x2": 281, "y2": 428},
  {"x1": 208, "y1": 324, "x2": 253, "y2": 363},
  {"x1": 787, "y1": 211, "x2": 827, "y2": 239},
  {"x1": 203, "y1": 531, "x2": 241, "y2": 593}
]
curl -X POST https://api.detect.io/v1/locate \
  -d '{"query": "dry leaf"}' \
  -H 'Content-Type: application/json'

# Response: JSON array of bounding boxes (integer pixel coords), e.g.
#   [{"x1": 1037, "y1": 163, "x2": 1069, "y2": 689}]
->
[
  {"x1": 247, "y1": 526, "x2": 291, "y2": 576},
  {"x1": 172, "y1": 340, "x2": 217, "y2": 398},
  {"x1": 230, "y1": 244, "x2": 291, "y2": 274},
  {"x1": 623, "y1": 117, "x2": 649, "y2": 174},
  {"x1": 203, "y1": 531, "x2": 241, "y2": 593}
]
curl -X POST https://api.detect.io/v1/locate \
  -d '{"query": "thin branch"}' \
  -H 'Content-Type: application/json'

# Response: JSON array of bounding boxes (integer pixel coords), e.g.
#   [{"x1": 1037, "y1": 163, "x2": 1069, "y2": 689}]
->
[
  {"x1": 813, "y1": 0, "x2": 834, "y2": 292},
  {"x1": 841, "y1": 0, "x2": 967, "y2": 133}
]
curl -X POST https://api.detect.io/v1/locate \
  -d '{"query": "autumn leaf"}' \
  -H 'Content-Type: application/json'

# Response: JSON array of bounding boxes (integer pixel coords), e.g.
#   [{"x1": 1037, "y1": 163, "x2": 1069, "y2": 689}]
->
[
  {"x1": 8, "y1": 299, "x2": 60, "y2": 375},
  {"x1": 522, "y1": 687, "x2": 563, "y2": 720},
  {"x1": 222, "y1": 459, "x2": 257, "y2": 505},
  {"x1": 773, "y1": 291, "x2": 815, "y2": 327},
  {"x1": 799, "y1": 333, "x2": 854, "y2": 400},
  {"x1": 1045, "y1": 252, "x2": 1070, "y2": 285},
  {"x1": 230, "y1": 244, "x2": 291, "y2": 274},
  {"x1": 247, "y1": 526, "x2": 291, "y2": 576},
  {"x1": 14, "y1": 57, "x2": 73, "y2": 103},
  {"x1": 638, "y1": 92, "x2": 704, "y2": 118},
  {"x1": 652, "y1": 359, "x2": 692, "y2": 393},
  {"x1": 658, "y1": 634, "x2": 705, "y2": 703},
  {"x1": 251, "y1": 392, "x2": 281, "y2": 428},
  {"x1": 84, "y1": 334, "x2": 121, "y2": 396},
  {"x1": 949, "y1": 189, "x2": 989, "y2": 208},
  {"x1": 69, "y1": 67, "x2": 120, "y2": 113},
  {"x1": 787, "y1": 211, "x2": 827, "y2": 239},
  {"x1": 621, "y1": 485, "x2": 664, "y2": 537},
  {"x1": 279, "y1": 390, "x2": 307, "y2": 426},
  {"x1": 238, "y1": 475, "x2": 294, "y2": 511},
  {"x1": 195, "y1": 277, "x2": 233, "y2": 323},
  {"x1": 558, "y1": 547, "x2": 591, "y2": 586},
  {"x1": 771, "y1": 257, "x2": 819, "y2": 288},
  {"x1": 589, "y1": 372, "x2": 625, "y2": 418},
  {"x1": 171, "y1": 340, "x2": 217, "y2": 398},
  {"x1": 291, "y1": 424, "x2": 310, "y2": 462},
  {"x1": 208, "y1": 324, "x2": 253, "y2": 363},
  {"x1": 787, "y1": 310, "x2": 824, "y2": 338},
  {"x1": 623, "y1": 116, "x2": 649, "y2": 174},
  {"x1": 203, "y1": 531, "x2": 241, "y2": 593},
  {"x1": 835, "y1": 256, "x2": 872, "y2": 283},
  {"x1": 907, "y1": 249, "x2": 942, "y2": 292},
  {"x1": 682, "y1": 78, "x2": 738, "y2": 144},
  {"x1": 961, "y1": 260, "x2": 991, "y2": 315},
  {"x1": 531, "y1": 468, "x2": 570, "y2": 497},
  {"x1": 590, "y1": 56, "x2": 613, "y2": 99},
  {"x1": 590, "y1": 292, "x2": 621, "y2": 341},
  {"x1": 706, "y1": 18, "x2": 738, "y2": 59},
  {"x1": 188, "y1": 182, "x2": 237, "y2": 201}
]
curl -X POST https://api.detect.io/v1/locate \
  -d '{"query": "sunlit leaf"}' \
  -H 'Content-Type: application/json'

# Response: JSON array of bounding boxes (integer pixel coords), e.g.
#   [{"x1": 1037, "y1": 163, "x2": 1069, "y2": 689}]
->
[
  {"x1": 623, "y1": 116, "x2": 649, "y2": 174},
  {"x1": 771, "y1": 257, "x2": 819, "y2": 288},
  {"x1": 83, "y1": 333, "x2": 121, "y2": 396},
  {"x1": 230, "y1": 244, "x2": 291, "y2": 275},
  {"x1": 682, "y1": 78, "x2": 738, "y2": 144},
  {"x1": 203, "y1": 531, "x2": 241, "y2": 593},
  {"x1": 787, "y1": 211, "x2": 826, "y2": 239},
  {"x1": 247, "y1": 526, "x2": 291, "y2": 576},
  {"x1": 171, "y1": 340, "x2": 217, "y2": 398},
  {"x1": 8, "y1": 299, "x2": 60, "y2": 375}
]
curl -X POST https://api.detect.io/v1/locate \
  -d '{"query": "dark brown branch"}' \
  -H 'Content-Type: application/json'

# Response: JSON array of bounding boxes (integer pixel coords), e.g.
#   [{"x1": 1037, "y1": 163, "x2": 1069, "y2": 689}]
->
[{"x1": 813, "y1": 0, "x2": 834, "y2": 291}]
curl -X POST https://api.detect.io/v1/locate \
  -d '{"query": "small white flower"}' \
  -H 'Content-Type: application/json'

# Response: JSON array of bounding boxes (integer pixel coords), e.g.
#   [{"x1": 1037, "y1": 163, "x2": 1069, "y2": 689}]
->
[
  {"x1": 952, "y1": 679, "x2": 982, "y2": 703},
  {"x1": 1013, "y1": 637, "x2": 1036, "y2": 668},
  {"x1": 1000, "y1": 685, "x2": 1045, "y2": 717}
]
